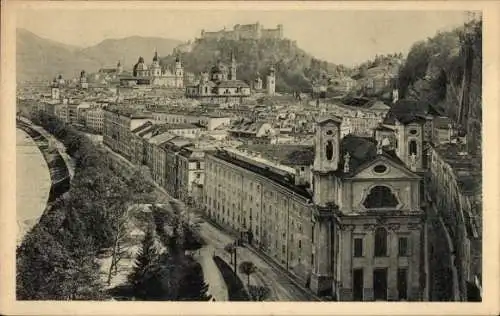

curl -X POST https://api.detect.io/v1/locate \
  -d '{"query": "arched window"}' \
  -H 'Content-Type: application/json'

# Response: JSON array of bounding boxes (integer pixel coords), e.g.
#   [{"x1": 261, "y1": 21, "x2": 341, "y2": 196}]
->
[
  {"x1": 204, "y1": 86, "x2": 208, "y2": 94},
  {"x1": 363, "y1": 186, "x2": 399, "y2": 209},
  {"x1": 325, "y1": 140, "x2": 334, "y2": 160},
  {"x1": 409, "y1": 140, "x2": 417, "y2": 155},
  {"x1": 374, "y1": 227, "x2": 388, "y2": 257}
]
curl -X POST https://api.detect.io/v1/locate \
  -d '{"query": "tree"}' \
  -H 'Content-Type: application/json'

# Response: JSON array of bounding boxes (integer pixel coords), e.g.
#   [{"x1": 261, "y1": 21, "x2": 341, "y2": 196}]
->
[
  {"x1": 128, "y1": 225, "x2": 160, "y2": 299},
  {"x1": 238, "y1": 261, "x2": 257, "y2": 288},
  {"x1": 248, "y1": 285, "x2": 270, "y2": 301},
  {"x1": 224, "y1": 242, "x2": 236, "y2": 265},
  {"x1": 106, "y1": 202, "x2": 134, "y2": 285},
  {"x1": 177, "y1": 258, "x2": 212, "y2": 301}
]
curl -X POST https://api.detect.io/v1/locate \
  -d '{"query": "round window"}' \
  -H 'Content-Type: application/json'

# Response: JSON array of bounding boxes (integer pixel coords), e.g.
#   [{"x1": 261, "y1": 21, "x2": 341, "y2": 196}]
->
[
  {"x1": 409, "y1": 129, "x2": 418, "y2": 135},
  {"x1": 326, "y1": 130, "x2": 333, "y2": 135},
  {"x1": 373, "y1": 165, "x2": 387, "y2": 173}
]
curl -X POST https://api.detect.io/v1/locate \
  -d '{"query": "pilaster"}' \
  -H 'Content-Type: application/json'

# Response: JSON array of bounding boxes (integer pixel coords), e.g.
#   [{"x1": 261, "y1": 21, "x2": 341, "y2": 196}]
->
[{"x1": 310, "y1": 218, "x2": 333, "y2": 295}]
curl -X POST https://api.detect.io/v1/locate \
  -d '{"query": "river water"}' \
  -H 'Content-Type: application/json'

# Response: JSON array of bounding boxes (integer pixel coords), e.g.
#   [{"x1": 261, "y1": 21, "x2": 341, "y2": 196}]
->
[{"x1": 16, "y1": 128, "x2": 51, "y2": 245}]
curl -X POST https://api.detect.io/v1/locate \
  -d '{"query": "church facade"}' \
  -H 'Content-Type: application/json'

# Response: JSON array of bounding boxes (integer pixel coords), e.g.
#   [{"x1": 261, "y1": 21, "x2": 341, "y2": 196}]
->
[
  {"x1": 185, "y1": 53, "x2": 252, "y2": 104},
  {"x1": 120, "y1": 51, "x2": 185, "y2": 88},
  {"x1": 203, "y1": 112, "x2": 426, "y2": 301}
]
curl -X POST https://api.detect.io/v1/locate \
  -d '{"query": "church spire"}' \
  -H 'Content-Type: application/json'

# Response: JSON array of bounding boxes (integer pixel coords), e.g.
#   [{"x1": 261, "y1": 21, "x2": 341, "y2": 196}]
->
[{"x1": 153, "y1": 48, "x2": 159, "y2": 62}]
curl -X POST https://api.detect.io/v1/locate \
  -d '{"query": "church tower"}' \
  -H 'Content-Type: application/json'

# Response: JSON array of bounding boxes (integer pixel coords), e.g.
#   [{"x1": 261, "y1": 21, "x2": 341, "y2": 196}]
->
[
  {"x1": 395, "y1": 116, "x2": 425, "y2": 172},
  {"x1": 266, "y1": 66, "x2": 276, "y2": 95},
  {"x1": 312, "y1": 117, "x2": 341, "y2": 206},
  {"x1": 51, "y1": 78, "x2": 60, "y2": 100},
  {"x1": 229, "y1": 52, "x2": 237, "y2": 80},
  {"x1": 79, "y1": 70, "x2": 88, "y2": 89},
  {"x1": 151, "y1": 50, "x2": 162, "y2": 77},
  {"x1": 116, "y1": 60, "x2": 123, "y2": 75},
  {"x1": 175, "y1": 55, "x2": 184, "y2": 88},
  {"x1": 310, "y1": 116, "x2": 342, "y2": 296},
  {"x1": 254, "y1": 72, "x2": 263, "y2": 90}
]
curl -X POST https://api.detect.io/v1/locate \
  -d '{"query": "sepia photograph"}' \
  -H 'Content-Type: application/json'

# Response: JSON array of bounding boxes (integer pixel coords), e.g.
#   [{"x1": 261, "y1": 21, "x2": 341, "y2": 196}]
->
[{"x1": 1, "y1": 0, "x2": 499, "y2": 315}]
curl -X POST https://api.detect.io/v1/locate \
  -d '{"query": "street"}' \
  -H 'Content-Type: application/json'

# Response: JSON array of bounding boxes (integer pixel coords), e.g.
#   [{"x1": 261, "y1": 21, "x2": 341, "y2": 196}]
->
[{"x1": 96, "y1": 136, "x2": 319, "y2": 301}]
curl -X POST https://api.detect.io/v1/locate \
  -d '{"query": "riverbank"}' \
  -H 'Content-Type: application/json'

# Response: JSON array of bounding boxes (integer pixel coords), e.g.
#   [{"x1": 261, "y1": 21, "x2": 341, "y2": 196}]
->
[{"x1": 16, "y1": 129, "x2": 51, "y2": 245}]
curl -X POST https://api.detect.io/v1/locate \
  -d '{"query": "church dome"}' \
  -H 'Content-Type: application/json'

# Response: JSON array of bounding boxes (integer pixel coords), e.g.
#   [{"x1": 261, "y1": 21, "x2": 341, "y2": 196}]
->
[
  {"x1": 211, "y1": 60, "x2": 227, "y2": 74},
  {"x1": 136, "y1": 62, "x2": 148, "y2": 71}
]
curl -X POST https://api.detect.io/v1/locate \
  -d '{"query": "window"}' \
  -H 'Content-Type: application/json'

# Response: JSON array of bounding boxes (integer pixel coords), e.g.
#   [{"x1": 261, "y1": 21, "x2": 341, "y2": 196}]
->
[
  {"x1": 374, "y1": 227, "x2": 388, "y2": 257},
  {"x1": 398, "y1": 237, "x2": 409, "y2": 257},
  {"x1": 363, "y1": 186, "x2": 399, "y2": 209},
  {"x1": 325, "y1": 140, "x2": 334, "y2": 160},
  {"x1": 409, "y1": 140, "x2": 417, "y2": 155},
  {"x1": 397, "y1": 268, "x2": 408, "y2": 300},
  {"x1": 298, "y1": 240, "x2": 302, "y2": 248},
  {"x1": 354, "y1": 238, "x2": 363, "y2": 257},
  {"x1": 373, "y1": 164, "x2": 387, "y2": 173}
]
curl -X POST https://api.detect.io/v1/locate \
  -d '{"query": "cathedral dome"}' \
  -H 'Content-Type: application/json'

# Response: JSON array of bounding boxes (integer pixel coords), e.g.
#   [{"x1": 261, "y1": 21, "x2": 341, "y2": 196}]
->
[
  {"x1": 211, "y1": 60, "x2": 227, "y2": 74},
  {"x1": 136, "y1": 62, "x2": 148, "y2": 71}
]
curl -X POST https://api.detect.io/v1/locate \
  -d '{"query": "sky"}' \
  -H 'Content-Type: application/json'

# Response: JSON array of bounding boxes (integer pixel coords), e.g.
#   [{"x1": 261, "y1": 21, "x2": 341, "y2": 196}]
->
[{"x1": 16, "y1": 5, "x2": 472, "y2": 66}]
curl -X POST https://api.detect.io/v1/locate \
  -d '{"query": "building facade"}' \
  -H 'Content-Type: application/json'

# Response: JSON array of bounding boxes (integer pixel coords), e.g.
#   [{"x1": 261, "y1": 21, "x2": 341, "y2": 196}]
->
[
  {"x1": 121, "y1": 53, "x2": 185, "y2": 88},
  {"x1": 103, "y1": 108, "x2": 152, "y2": 159},
  {"x1": 203, "y1": 115, "x2": 425, "y2": 300},
  {"x1": 85, "y1": 107, "x2": 105, "y2": 133},
  {"x1": 426, "y1": 143, "x2": 482, "y2": 301},
  {"x1": 185, "y1": 53, "x2": 252, "y2": 104}
]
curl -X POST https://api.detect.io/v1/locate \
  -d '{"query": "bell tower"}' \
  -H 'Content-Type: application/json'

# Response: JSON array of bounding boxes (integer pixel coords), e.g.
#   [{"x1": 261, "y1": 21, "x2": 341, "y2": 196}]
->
[
  {"x1": 313, "y1": 117, "x2": 341, "y2": 173},
  {"x1": 312, "y1": 117, "x2": 341, "y2": 207},
  {"x1": 395, "y1": 116, "x2": 425, "y2": 172},
  {"x1": 310, "y1": 116, "x2": 342, "y2": 296},
  {"x1": 175, "y1": 55, "x2": 184, "y2": 88}
]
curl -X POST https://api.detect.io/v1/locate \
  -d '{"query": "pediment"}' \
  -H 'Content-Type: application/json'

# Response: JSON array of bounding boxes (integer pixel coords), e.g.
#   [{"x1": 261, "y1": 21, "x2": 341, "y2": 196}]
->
[{"x1": 351, "y1": 155, "x2": 419, "y2": 180}]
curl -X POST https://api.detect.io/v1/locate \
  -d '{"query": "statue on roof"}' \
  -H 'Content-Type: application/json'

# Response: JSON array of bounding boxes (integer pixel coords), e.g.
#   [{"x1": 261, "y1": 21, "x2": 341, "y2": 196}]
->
[{"x1": 343, "y1": 152, "x2": 351, "y2": 173}]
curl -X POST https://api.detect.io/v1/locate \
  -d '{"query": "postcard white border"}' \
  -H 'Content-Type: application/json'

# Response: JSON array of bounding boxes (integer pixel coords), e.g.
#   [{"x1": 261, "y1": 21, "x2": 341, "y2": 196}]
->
[{"x1": 1, "y1": 1, "x2": 499, "y2": 315}]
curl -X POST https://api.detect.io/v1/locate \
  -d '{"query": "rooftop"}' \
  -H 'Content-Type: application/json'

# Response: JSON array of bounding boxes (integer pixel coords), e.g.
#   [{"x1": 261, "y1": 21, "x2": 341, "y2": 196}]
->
[
  {"x1": 162, "y1": 123, "x2": 201, "y2": 130},
  {"x1": 383, "y1": 99, "x2": 443, "y2": 125},
  {"x1": 209, "y1": 149, "x2": 312, "y2": 200},
  {"x1": 105, "y1": 106, "x2": 152, "y2": 119},
  {"x1": 241, "y1": 144, "x2": 314, "y2": 166}
]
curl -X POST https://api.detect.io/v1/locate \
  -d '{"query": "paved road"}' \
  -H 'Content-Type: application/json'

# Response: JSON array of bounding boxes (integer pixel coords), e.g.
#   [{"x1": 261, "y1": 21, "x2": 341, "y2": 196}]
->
[{"x1": 96, "y1": 138, "x2": 319, "y2": 301}]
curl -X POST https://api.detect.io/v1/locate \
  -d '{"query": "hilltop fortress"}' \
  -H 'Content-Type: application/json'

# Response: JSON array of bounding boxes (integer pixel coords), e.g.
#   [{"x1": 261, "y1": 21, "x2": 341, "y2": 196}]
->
[{"x1": 200, "y1": 22, "x2": 283, "y2": 40}]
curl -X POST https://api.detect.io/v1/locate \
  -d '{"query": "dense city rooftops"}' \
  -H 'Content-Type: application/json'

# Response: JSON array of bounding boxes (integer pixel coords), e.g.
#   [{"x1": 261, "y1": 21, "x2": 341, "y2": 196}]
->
[
  {"x1": 153, "y1": 107, "x2": 233, "y2": 118},
  {"x1": 105, "y1": 106, "x2": 153, "y2": 119}
]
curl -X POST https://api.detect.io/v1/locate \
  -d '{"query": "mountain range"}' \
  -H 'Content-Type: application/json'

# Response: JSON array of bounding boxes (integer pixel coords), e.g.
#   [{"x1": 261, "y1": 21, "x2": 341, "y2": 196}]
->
[{"x1": 16, "y1": 28, "x2": 182, "y2": 82}]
